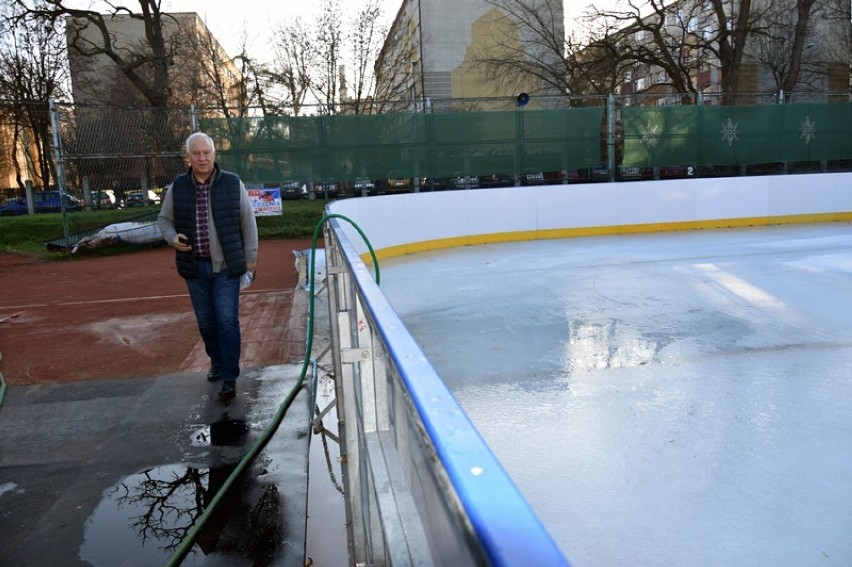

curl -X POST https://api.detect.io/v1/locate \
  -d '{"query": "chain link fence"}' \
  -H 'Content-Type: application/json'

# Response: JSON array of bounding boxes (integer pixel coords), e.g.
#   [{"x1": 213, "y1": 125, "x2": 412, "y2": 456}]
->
[{"x1": 53, "y1": 102, "x2": 191, "y2": 207}]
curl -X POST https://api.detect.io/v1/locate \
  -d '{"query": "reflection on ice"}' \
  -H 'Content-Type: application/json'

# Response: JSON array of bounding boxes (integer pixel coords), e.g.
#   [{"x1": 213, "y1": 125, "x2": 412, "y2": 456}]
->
[{"x1": 564, "y1": 319, "x2": 660, "y2": 372}]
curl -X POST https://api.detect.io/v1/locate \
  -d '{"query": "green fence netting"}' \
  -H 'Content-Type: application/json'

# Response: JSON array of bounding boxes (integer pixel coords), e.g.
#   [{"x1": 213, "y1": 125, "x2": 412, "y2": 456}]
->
[
  {"x1": 198, "y1": 107, "x2": 609, "y2": 183},
  {"x1": 622, "y1": 102, "x2": 852, "y2": 168},
  {"x1": 48, "y1": 100, "x2": 852, "y2": 197}
]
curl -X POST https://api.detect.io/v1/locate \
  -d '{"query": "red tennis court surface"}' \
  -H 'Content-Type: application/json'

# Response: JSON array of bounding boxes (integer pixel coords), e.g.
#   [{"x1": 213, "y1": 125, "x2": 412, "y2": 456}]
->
[{"x1": 0, "y1": 239, "x2": 314, "y2": 385}]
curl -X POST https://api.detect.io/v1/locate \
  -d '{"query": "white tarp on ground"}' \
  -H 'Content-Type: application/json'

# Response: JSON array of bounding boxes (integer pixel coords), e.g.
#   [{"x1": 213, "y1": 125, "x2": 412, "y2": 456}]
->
[{"x1": 72, "y1": 222, "x2": 163, "y2": 253}]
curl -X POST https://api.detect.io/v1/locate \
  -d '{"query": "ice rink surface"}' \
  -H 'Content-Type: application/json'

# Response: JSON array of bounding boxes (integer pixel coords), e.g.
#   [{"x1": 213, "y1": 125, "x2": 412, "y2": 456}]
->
[{"x1": 378, "y1": 223, "x2": 852, "y2": 567}]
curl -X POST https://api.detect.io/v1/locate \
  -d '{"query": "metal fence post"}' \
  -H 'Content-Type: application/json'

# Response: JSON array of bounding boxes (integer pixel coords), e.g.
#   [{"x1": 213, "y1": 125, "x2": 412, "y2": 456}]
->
[
  {"x1": 48, "y1": 99, "x2": 71, "y2": 251},
  {"x1": 607, "y1": 93, "x2": 616, "y2": 182},
  {"x1": 323, "y1": 232, "x2": 367, "y2": 564}
]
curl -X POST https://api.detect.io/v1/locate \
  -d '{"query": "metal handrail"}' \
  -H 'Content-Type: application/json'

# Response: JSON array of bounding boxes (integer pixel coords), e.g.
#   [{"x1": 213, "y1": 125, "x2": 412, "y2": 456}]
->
[{"x1": 324, "y1": 215, "x2": 568, "y2": 566}]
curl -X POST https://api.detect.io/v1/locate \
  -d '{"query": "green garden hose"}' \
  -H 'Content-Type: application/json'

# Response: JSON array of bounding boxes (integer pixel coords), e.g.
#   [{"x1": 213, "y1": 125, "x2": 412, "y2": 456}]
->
[
  {"x1": 166, "y1": 214, "x2": 378, "y2": 566},
  {"x1": 0, "y1": 351, "x2": 6, "y2": 410}
]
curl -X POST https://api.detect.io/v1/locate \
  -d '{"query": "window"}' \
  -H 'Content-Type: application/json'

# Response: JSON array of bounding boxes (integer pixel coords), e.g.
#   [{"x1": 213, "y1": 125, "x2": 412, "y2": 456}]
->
[
  {"x1": 636, "y1": 77, "x2": 646, "y2": 91},
  {"x1": 688, "y1": 17, "x2": 698, "y2": 32},
  {"x1": 635, "y1": 29, "x2": 645, "y2": 41}
]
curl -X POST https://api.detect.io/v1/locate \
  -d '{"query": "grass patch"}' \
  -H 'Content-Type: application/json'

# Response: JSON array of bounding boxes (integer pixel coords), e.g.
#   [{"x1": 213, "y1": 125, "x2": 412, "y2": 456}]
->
[{"x1": 0, "y1": 199, "x2": 328, "y2": 261}]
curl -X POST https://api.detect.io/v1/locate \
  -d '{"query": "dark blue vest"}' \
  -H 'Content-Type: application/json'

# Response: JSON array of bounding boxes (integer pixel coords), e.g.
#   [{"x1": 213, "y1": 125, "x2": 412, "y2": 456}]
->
[{"x1": 171, "y1": 167, "x2": 247, "y2": 279}]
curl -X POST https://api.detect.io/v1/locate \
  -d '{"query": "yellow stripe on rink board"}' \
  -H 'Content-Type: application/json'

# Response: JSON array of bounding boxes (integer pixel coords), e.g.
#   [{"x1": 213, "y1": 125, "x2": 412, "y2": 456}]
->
[{"x1": 361, "y1": 211, "x2": 852, "y2": 263}]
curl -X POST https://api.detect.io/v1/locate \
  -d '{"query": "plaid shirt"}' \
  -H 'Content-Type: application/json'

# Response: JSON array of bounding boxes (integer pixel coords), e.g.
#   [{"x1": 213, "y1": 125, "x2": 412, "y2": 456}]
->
[{"x1": 193, "y1": 176, "x2": 211, "y2": 258}]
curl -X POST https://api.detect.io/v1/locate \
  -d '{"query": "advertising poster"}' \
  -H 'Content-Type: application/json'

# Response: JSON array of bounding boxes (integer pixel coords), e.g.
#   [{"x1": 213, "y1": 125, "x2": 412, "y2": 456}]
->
[{"x1": 248, "y1": 186, "x2": 283, "y2": 216}]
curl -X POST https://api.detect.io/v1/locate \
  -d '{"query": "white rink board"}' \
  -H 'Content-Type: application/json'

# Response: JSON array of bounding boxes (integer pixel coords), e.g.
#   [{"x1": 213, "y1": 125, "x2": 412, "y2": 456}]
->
[{"x1": 329, "y1": 172, "x2": 852, "y2": 256}]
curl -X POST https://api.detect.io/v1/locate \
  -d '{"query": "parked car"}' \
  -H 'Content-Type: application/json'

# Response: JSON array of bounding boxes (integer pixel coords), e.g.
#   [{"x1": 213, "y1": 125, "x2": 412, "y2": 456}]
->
[
  {"x1": 659, "y1": 165, "x2": 691, "y2": 179},
  {"x1": 0, "y1": 191, "x2": 82, "y2": 215},
  {"x1": 588, "y1": 165, "x2": 611, "y2": 182},
  {"x1": 420, "y1": 177, "x2": 448, "y2": 191},
  {"x1": 92, "y1": 190, "x2": 116, "y2": 209},
  {"x1": 746, "y1": 161, "x2": 786, "y2": 176},
  {"x1": 697, "y1": 164, "x2": 740, "y2": 178},
  {"x1": 522, "y1": 168, "x2": 545, "y2": 185},
  {"x1": 0, "y1": 198, "x2": 27, "y2": 215},
  {"x1": 281, "y1": 180, "x2": 307, "y2": 200},
  {"x1": 619, "y1": 166, "x2": 651, "y2": 181},
  {"x1": 125, "y1": 190, "x2": 161, "y2": 206},
  {"x1": 354, "y1": 177, "x2": 376, "y2": 195},
  {"x1": 314, "y1": 178, "x2": 339, "y2": 197},
  {"x1": 563, "y1": 169, "x2": 582, "y2": 183},
  {"x1": 480, "y1": 173, "x2": 515, "y2": 188},
  {"x1": 383, "y1": 170, "x2": 412, "y2": 193},
  {"x1": 450, "y1": 174, "x2": 480, "y2": 189}
]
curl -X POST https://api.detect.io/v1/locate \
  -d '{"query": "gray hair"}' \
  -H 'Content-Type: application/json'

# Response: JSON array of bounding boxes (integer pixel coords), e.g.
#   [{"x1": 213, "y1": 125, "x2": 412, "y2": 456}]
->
[{"x1": 185, "y1": 132, "x2": 216, "y2": 154}]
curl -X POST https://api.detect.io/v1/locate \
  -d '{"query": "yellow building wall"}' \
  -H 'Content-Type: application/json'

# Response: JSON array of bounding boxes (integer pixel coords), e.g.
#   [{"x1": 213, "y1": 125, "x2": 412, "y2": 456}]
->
[{"x1": 452, "y1": 9, "x2": 533, "y2": 103}]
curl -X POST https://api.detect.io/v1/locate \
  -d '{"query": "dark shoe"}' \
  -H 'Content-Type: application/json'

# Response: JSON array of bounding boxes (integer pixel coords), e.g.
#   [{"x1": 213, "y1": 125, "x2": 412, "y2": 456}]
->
[
  {"x1": 207, "y1": 367, "x2": 221, "y2": 382},
  {"x1": 218, "y1": 381, "x2": 236, "y2": 399}
]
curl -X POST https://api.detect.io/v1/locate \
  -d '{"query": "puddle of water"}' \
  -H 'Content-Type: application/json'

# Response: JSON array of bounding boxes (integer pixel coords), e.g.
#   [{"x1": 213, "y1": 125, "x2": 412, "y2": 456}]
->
[
  {"x1": 79, "y1": 463, "x2": 229, "y2": 566},
  {"x1": 191, "y1": 418, "x2": 250, "y2": 447},
  {"x1": 210, "y1": 419, "x2": 249, "y2": 446},
  {"x1": 80, "y1": 418, "x2": 284, "y2": 565}
]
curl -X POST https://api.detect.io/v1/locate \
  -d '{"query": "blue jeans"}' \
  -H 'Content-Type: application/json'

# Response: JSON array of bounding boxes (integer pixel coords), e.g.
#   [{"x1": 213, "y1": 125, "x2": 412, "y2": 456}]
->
[{"x1": 186, "y1": 259, "x2": 241, "y2": 382}]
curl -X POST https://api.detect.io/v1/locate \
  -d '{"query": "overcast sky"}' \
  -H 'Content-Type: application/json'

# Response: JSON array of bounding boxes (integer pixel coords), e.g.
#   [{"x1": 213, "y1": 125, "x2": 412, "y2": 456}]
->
[
  {"x1": 162, "y1": 0, "x2": 400, "y2": 60},
  {"x1": 160, "y1": 0, "x2": 608, "y2": 62}
]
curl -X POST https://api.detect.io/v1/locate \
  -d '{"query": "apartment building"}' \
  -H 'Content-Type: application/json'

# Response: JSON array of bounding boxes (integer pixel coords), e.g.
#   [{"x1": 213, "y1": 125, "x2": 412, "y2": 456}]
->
[
  {"x1": 0, "y1": 114, "x2": 46, "y2": 193},
  {"x1": 65, "y1": 12, "x2": 242, "y2": 109},
  {"x1": 375, "y1": 0, "x2": 565, "y2": 111}
]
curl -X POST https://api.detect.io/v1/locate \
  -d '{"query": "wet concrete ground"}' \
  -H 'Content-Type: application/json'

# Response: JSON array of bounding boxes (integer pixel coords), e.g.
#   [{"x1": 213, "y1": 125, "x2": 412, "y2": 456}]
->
[{"x1": 0, "y1": 364, "x2": 312, "y2": 566}]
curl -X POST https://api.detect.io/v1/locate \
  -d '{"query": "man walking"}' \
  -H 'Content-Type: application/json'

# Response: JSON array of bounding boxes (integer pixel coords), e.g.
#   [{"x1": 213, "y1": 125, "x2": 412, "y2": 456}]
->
[{"x1": 158, "y1": 132, "x2": 258, "y2": 399}]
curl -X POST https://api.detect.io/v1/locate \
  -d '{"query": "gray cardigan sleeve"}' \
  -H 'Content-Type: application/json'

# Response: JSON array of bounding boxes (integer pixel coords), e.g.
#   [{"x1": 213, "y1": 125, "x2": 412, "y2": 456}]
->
[{"x1": 239, "y1": 181, "x2": 259, "y2": 265}]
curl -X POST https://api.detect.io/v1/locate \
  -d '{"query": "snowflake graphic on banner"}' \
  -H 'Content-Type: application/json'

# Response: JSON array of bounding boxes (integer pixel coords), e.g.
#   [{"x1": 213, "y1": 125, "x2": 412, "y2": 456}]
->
[
  {"x1": 800, "y1": 116, "x2": 817, "y2": 144},
  {"x1": 641, "y1": 120, "x2": 659, "y2": 146},
  {"x1": 720, "y1": 117, "x2": 739, "y2": 146}
]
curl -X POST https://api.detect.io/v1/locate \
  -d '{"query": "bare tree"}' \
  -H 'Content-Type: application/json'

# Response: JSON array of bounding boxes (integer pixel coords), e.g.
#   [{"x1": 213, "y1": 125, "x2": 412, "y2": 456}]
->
[
  {"x1": 800, "y1": 0, "x2": 850, "y2": 98},
  {"x1": 179, "y1": 26, "x2": 267, "y2": 172},
  {"x1": 178, "y1": 23, "x2": 256, "y2": 114},
  {"x1": 749, "y1": 0, "x2": 821, "y2": 98},
  {"x1": 264, "y1": 0, "x2": 389, "y2": 115},
  {"x1": 820, "y1": 0, "x2": 852, "y2": 93},
  {"x1": 312, "y1": 0, "x2": 344, "y2": 113},
  {"x1": 473, "y1": 0, "x2": 568, "y2": 96},
  {"x1": 777, "y1": 0, "x2": 818, "y2": 94},
  {"x1": 268, "y1": 16, "x2": 314, "y2": 116},
  {"x1": 343, "y1": 0, "x2": 387, "y2": 114},
  {"x1": 586, "y1": 0, "x2": 820, "y2": 104},
  {"x1": 585, "y1": 0, "x2": 709, "y2": 99},
  {"x1": 0, "y1": 0, "x2": 69, "y2": 190},
  {"x1": 13, "y1": 0, "x2": 176, "y2": 108},
  {"x1": 563, "y1": 32, "x2": 626, "y2": 99},
  {"x1": 249, "y1": 63, "x2": 285, "y2": 116}
]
